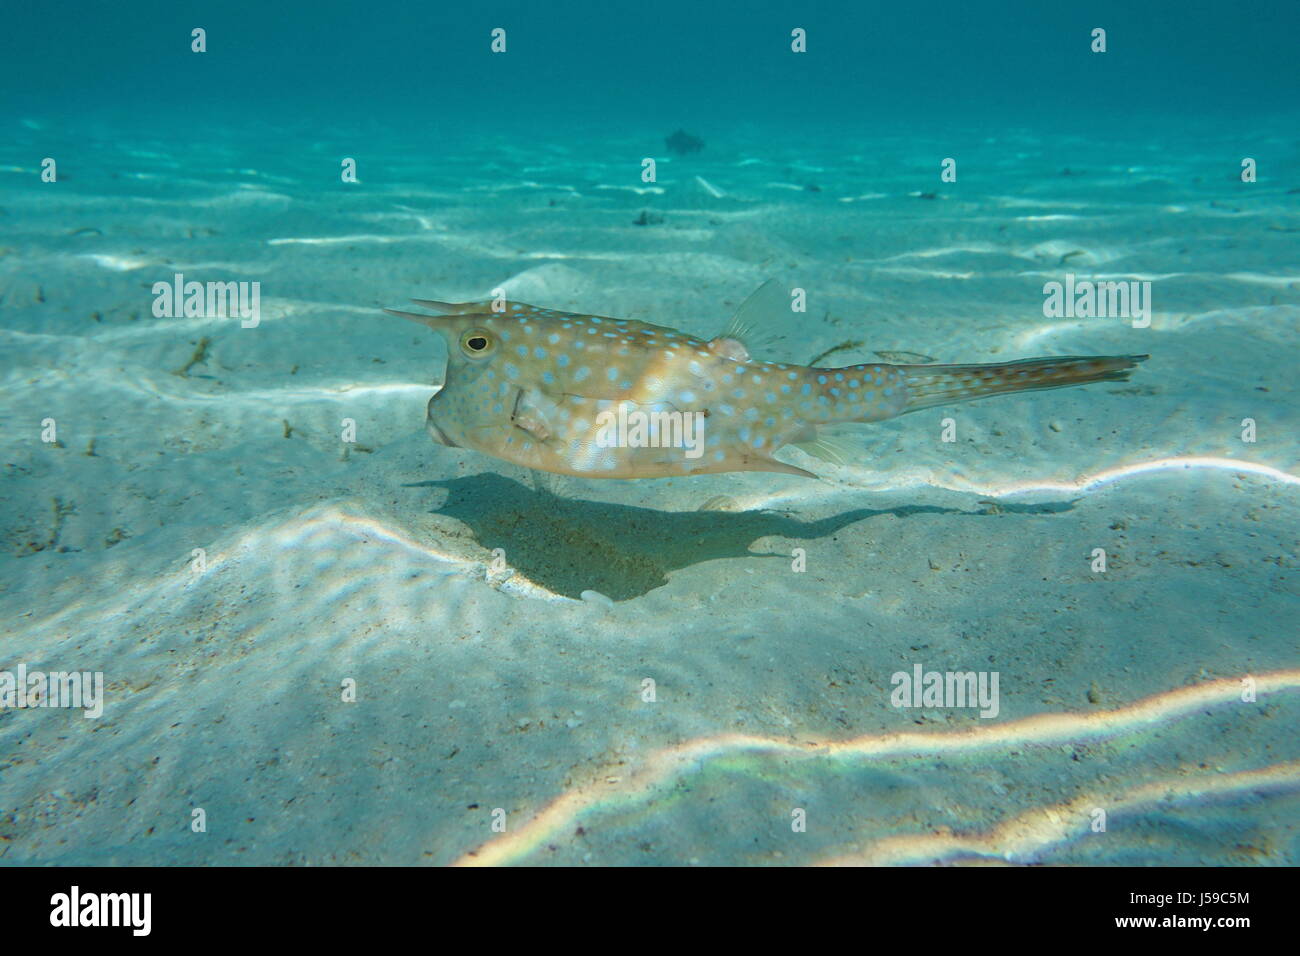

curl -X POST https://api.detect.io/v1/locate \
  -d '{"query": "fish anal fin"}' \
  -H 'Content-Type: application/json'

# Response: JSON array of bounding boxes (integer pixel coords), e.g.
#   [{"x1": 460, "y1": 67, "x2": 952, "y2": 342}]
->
[
  {"x1": 791, "y1": 431, "x2": 857, "y2": 467},
  {"x1": 752, "y1": 455, "x2": 819, "y2": 479}
]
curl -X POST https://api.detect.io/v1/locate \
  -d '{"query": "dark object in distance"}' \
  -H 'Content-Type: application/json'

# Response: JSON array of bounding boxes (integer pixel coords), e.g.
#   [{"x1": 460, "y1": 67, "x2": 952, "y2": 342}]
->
[
  {"x1": 633, "y1": 210, "x2": 664, "y2": 226},
  {"x1": 665, "y1": 129, "x2": 705, "y2": 155}
]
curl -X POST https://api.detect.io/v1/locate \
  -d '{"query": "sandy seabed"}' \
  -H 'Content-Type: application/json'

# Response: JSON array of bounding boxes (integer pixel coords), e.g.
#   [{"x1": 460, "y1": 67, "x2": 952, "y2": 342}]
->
[{"x1": 1, "y1": 120, "x2": 1297, "y2": 864}]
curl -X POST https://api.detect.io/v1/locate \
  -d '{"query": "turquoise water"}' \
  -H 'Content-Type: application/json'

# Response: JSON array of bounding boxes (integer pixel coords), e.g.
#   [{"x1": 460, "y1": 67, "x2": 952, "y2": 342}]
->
[{"x1": 1, "y1": 2, "x2": 1297, "y2": 865}]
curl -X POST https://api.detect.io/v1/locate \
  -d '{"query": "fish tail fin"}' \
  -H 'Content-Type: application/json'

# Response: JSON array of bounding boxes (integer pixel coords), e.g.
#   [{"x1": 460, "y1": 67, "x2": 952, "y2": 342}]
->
[{"x1": 900, "y1": 354, "x2": 1148, "y2": 413}]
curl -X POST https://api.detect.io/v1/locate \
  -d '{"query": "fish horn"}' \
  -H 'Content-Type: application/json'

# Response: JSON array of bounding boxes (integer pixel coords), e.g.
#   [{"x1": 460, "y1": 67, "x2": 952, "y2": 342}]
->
[
  {"x1": 383, "y1": 307, "x2": 450, "y2": 329},
  {"x1": 411, "y1": 298, "x2": 490, "y2": 314}
]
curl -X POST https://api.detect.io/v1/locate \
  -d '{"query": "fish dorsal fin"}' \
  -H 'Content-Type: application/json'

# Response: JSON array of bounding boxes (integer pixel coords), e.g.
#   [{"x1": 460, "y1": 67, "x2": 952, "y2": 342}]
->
[{"x1": 716, "y1": 279, "x2": 791, "y2": 359}]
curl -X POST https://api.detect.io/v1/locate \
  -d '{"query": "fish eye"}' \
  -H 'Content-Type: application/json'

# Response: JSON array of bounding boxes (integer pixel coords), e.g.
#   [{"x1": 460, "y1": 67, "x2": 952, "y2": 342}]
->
[{"x1": 459, "y1": 329, "x2": 495, "y2": 358}]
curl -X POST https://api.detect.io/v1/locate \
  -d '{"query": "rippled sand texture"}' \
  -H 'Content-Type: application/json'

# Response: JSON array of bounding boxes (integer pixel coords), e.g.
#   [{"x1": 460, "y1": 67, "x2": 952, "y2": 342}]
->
[{"x1": 1, "y1": 120, "x2": 1297, "y2": 864}]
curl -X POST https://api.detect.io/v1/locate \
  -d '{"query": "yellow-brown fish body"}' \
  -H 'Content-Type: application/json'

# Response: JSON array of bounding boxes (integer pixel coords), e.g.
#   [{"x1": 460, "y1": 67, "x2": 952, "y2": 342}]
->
[{"x1": 387, "y1": 294, "x2": 1146, "y2": 479}]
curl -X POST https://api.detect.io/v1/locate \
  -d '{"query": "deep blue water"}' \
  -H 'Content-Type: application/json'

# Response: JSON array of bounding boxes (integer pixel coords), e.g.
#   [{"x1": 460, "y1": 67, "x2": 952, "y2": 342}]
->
[{"x1": 6, "y1": 1, "x2": 1299, "y2": 130}]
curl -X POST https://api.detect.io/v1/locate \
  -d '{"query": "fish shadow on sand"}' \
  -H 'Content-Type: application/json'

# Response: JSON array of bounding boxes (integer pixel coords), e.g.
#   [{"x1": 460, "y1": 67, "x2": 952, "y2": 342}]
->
[{"x1": 405, "y1": 473, "x2": 1078, "y2": 601}]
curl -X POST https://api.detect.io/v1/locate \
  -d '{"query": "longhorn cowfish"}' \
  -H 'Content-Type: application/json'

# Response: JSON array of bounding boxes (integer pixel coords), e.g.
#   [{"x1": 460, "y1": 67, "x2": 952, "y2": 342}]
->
[{"x1": 386, "y1": 285, "x2": 1146, "y2": 479}]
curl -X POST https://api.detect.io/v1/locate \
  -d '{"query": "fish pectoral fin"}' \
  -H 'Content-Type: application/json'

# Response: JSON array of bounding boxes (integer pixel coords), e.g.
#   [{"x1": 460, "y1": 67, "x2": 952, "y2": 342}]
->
[
  {"x1": 706, "y1": 336, "x2": 750, "y2": 361},
  {"x1": 510, "y1": 388, "x2": 562, "y2": 442}
]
